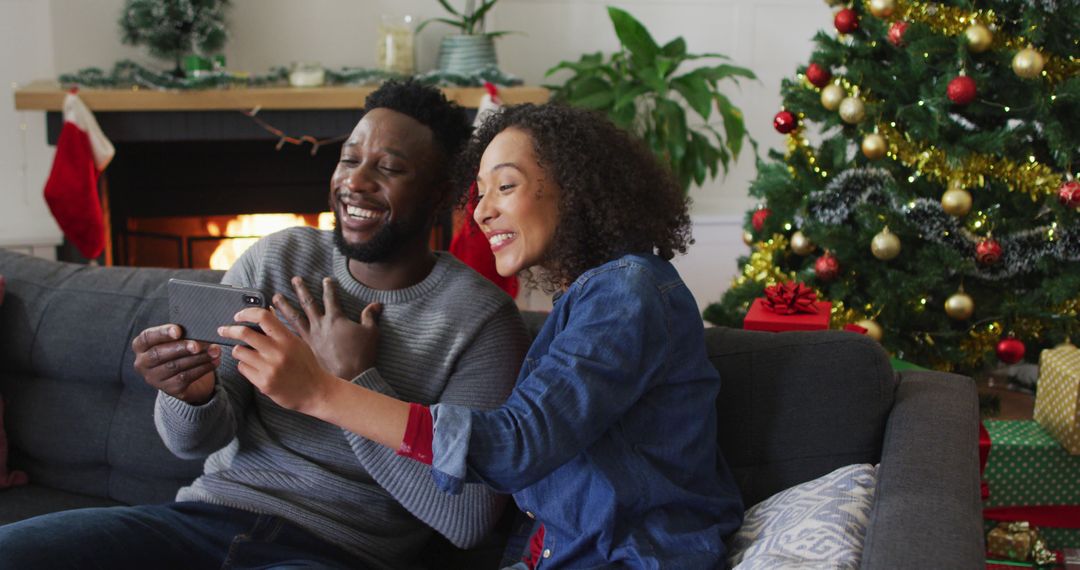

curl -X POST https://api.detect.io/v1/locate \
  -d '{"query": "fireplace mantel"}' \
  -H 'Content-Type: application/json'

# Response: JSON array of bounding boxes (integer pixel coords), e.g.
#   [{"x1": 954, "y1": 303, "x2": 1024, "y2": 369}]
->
[{"x1": 15, "y1": 80, "x2": 549, "y2": 112}]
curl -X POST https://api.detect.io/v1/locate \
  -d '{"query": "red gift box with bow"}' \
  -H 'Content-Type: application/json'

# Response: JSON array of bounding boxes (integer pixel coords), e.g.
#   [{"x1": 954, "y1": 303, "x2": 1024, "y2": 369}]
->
[{"x1": 743, "y1": 282, "x2": 831, "y2": 332}]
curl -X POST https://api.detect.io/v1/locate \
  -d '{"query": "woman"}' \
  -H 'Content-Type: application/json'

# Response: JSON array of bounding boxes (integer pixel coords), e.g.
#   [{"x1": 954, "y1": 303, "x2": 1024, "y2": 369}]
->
[{"x1": 222, "y1": 104, "x2": 744, "y2": 568}]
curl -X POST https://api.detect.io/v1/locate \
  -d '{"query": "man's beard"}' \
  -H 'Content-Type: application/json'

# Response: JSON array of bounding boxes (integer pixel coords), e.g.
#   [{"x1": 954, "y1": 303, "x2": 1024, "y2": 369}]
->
[{"x1": 332, "y1": 209, "x2": 429, "y2": 263}]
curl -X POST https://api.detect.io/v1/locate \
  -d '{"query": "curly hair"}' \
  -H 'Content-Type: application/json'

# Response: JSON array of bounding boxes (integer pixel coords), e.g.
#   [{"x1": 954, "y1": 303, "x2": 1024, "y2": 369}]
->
[
  {"x1": 364, "y1": 78, "x2": 472, "y2": 170},
  {"x1": 455, "y1": 103, "x2": 693, "y2": 290}
]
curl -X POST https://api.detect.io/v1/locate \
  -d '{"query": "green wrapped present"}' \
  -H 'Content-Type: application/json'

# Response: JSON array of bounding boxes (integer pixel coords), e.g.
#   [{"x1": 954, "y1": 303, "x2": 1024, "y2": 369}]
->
[{"x1": 983, "y1": 420, "x2": 1080, "y2": 549}]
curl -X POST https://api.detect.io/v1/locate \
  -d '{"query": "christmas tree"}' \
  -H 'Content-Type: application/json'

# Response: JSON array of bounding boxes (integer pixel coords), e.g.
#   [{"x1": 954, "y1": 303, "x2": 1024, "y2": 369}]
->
[
  {"x1": 119, "y1": 0, "x2": 230, "y2": 77},
  {"x1": 705, "y1": 0, "x2": 1079, "y2": 373}
]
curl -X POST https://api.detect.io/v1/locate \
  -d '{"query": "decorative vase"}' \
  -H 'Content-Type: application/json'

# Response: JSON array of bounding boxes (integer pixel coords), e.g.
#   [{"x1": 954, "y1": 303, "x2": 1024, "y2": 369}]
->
[
  {"x1": 377, "y1": 15, "x2": 416, "y2": 75},
  {"x1": 436, "y1": 34, "x2": 497, "y2": 75}
]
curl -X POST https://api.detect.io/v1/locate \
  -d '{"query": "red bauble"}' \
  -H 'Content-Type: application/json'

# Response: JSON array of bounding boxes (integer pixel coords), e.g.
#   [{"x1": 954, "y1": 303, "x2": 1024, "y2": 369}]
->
[
  {"x1": 947, "y1": 76, "x2": 977, "y2": 105},
  {"x1": 751, "y1": 208, "x2": 772, "y2": 232},
  {"x1": 814, "y1": 253, "x2": 841, "y2": 282},
  {"x1": 835, "y1": 9, "x2": 859, "y2": 34},
  {"x1": 996, "y1": 337, "x2": 1026, "y2": 365},
  {"x1": 806, "y1": 63, "x2": 832, "y2": 88},
  {"x1": 1058, "y1": 180, "x2": 1080, "y2": 208},
  {"x1": 887, "y1": 21, "x2": 909, "y2": 47},
  {"x1": 773, "y1": 111, "x2": 798, "y2": 134},
  {"x1": 976, "y1": 238, "x2": 1002, "y2": 265}
]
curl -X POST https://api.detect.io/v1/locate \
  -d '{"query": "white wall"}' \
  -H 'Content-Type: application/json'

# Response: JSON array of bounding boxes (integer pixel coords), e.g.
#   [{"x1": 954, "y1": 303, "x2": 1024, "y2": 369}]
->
[{"x1": 2, "y1": 0, "x2": 833, "y2": 306}]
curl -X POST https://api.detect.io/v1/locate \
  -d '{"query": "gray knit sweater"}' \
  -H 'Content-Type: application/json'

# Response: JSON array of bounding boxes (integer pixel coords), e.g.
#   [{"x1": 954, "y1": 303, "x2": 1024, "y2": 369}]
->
[{"x1": 154, "y1": 227, "x2": 529, "y2": 569}]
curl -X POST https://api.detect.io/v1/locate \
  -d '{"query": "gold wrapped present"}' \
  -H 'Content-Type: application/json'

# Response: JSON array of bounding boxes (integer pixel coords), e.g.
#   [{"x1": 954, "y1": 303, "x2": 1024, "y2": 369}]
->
[
  {"x1": 1035, "y1": 345, "x2": 1080, "y2": 454},
  {"x1": 987, "y1": 522, "x2": 1056, "y2": 565}
]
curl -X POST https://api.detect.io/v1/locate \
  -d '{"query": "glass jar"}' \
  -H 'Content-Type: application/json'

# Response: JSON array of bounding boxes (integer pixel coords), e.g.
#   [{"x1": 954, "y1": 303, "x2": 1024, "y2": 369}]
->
[{"x1": 377, "y1": 15, "x2": 416, "y2": 75}]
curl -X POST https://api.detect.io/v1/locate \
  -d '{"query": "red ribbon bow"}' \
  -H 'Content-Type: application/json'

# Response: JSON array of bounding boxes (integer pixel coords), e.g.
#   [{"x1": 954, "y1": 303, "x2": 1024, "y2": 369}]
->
[{"x1": 762, "y1": 282, "x2": 819, "y2": 315}]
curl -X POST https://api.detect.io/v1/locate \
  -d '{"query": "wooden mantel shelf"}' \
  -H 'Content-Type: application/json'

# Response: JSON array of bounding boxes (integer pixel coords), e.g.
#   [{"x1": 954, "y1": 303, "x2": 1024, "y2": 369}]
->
[{"x1": 14, "y1": 80, "x2": 549, "y2": 112}]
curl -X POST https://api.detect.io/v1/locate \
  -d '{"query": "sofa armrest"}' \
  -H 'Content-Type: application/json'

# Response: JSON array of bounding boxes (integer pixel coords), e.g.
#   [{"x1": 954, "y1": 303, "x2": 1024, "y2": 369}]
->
[{"x1": 861, "y1": 371, "x2": 984, "y2": 570}]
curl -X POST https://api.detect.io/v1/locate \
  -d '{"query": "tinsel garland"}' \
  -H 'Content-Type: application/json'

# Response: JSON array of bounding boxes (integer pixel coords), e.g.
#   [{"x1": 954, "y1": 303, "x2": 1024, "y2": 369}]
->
[
  {"x1": 58, "y1": 59, "x2": 523, "y2": 90},
  {"x1": 804, "y1": 167, "x2": 1080, "y2": 280},
  {"x1": 789, "y1": 80, "x2": 1067, "y2": 199},
  {"x1": 861, "y1": 0, "x2": 1080, "y2": 85}
]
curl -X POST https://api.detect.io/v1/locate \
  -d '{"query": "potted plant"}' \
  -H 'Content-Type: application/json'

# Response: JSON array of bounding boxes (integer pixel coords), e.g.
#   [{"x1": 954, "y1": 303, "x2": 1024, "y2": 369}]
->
[
  {"x1": 418, "y1": 0, "x2": 512, "y2": 75},
  {"x1": 548, "y1": 7, "x2": 756, "y2": 192},
  {"x1": 119, "y1": 0, "x2": 230, "y2": 78}
]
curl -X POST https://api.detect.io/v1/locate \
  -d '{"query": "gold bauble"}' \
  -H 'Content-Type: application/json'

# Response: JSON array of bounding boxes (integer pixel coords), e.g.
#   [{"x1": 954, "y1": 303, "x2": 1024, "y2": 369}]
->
[
  {"x1": 1012, "y1": 47, "x2": 1045, "y2": 79},
  {"x1": 868, "y1": 0, "x2": 896, "y2": 18},
  {"x1": 941, "y1": 187, "x2": 973, "y2": 216},
  {"x1": 743, "y1": 231, "x2": 755, "y2": 246},
  {"x1": 871, "y1": 227, "x2": 901, "y2": 260},
  {"x1": 945, "y1": 291, "x2": 975, "y2": 320},
  {"x1": 839, "y1": 96, "x2": 866, "y2": 124},
  {"x1": 965, "y1": 23, "x2": 993, "y2": 53},
  {"x1": 820, "y1": 84, "x2": 845, "y2": 111},
  {"x1": 790, "y1": 231, "x2": 816, "y2": 256},
  {"x1": 856, "y1": 319, "x2": 883, "y2": 341},
  {"x1": 861, "y1": 133, "x2": 887, "y2": 160}
]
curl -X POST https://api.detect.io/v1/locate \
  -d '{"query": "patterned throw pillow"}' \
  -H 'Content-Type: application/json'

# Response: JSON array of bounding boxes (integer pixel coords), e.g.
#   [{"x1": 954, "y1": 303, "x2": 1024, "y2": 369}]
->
[{"x1": 728, "y1": 463, "x2": 877, "y2": 570}]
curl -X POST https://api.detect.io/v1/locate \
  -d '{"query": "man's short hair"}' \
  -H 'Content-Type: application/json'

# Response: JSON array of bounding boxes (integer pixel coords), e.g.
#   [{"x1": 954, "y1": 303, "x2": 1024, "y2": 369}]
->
[{"x1": 364, "y1": 79, "x2": 472, "y2": 161}]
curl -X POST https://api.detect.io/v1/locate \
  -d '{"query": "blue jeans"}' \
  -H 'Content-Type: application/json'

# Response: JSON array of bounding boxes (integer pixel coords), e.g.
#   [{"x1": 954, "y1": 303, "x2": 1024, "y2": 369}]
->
[{"x1": 0, "y1": 502, "x2": 367, "y2": 569}]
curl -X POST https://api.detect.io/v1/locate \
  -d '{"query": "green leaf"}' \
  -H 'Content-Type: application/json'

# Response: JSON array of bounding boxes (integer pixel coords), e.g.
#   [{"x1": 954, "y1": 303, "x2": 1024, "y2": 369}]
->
[
  {"x1": 608, "y1": 7, "x2": 659, "y2": 67},
  {"x1": 661, "y1": 37, "x2": 687, "y2": 59},
  {"x1": 436, "y1": 0, "x2": 461, "y2": 17},
  {"x1": 671, "y1": 71, "x2": 713, "y2": 120},
  {"x1": 700, "y1": 63, "x2": 758, "y2": 84},
  {"x1": 633, "y1": 66, "x2": 667, "y2": 95},
  {"x1": 712, "y1": 92, "x2": 746, "y2": 160},
  {"x1": 568, "y1": 76, "x2": 615, "y2": 110},
  {"x1": 613, "y1": 84, "x2": 650, "y2": 112},
  {"x1": 545, "y1": 52, "x2": 606, "y2": 77},
  {"x1": 470, "y1": 0, "x2": 500, "y2": 33}
]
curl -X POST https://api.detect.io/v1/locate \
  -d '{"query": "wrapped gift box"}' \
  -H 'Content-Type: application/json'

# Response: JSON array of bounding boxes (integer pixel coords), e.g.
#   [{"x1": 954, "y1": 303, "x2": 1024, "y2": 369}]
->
[
  {"x1": 742, "y1": 298, "x2": 831, "y2": 332},
  {"x1": 983, "y1": 420, "x2": 1080, "y2": 549},
  {"x1": 1034, "y1": 344, "x2": 1080, "y2": 455}
]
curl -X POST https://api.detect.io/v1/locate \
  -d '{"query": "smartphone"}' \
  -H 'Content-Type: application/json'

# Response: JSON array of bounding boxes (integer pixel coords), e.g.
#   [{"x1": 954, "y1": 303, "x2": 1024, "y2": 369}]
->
[{"x1": 167, "y1": 279, "x2": 268, "y2": 346}]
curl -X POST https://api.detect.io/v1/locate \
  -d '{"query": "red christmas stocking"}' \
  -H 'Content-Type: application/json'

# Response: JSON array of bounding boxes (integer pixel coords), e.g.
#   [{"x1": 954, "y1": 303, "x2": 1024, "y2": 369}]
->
[{"x1": 43, "y1": 91, "x2": 114, "y2": 260}]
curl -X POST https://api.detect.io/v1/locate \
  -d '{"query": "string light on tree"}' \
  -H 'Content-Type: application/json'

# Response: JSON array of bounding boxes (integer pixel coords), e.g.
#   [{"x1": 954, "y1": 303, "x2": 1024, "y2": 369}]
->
[
  {"x1": 1012, "y1": 47, "x2": 1045, "y2": 79},
  {"x1": 806, "y1": 63, "x2": 832, "y2": 88},
  {"x1": 790, "y1": 231, "x2": 816, "y2": 256},
  {"x1": 773, "y1": 110, "x2": 798, "y2": 134},
  {"x1": 947, "y1": 75, "x2": 977, "y2": 105},
  {"x1": 945, "y1": 288, "x2": 975, "y2": 320},
  {"x1": 871, "y1": 226, "x2": 901, "y2": 260},
  {"x1": 868, "y1": 0, "x2": 896, "y2": 18},
  {"x1": 965, "y1": 23, "x2": 993, "y2": 53},
  {"x1": 887, "y1": 21, "x2": 909, "y2": 47},
  {"x1": 834, "y1": 8, "x2": 859, "y2": 34},
  {"x1": 839, "y1": 96, "x2": 867, "y2": 124},
  {"x1": 821, "y1": 84, "x2": 845, "y2": 111},
  {"x1": 941, "y1": 181, "x2": 974, "y2": 216},
  {"x1": 862, "y1": 133, "x2": 887, "y2": 160}
]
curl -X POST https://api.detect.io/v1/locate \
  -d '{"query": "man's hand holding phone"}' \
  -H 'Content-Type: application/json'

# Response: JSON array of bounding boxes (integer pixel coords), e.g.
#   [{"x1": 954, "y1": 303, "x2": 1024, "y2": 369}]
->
[{"x1": 132, "y1": 325, "x2": 220, "y2": 405}]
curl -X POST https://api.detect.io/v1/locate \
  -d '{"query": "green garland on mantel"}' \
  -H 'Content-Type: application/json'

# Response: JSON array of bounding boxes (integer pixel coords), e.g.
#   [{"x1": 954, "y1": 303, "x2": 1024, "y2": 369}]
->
[{"x1": 57, "y1": 59, "x2": 524, "y2": 90}]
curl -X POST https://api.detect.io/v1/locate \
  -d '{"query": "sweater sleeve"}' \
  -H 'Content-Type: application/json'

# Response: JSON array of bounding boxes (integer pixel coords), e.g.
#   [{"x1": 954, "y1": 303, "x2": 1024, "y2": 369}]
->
[
  {"x1": 342, "y1": 297, "x2": 529, "y2": 549},
  {"x1": 153, "y1": 241, "x2": 263, "y2": 459}
]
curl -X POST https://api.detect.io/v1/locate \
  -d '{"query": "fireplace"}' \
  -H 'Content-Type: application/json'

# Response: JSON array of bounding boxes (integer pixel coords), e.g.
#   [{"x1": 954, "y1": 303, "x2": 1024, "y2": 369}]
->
[{"x1": 20, "y1": 83, "x2": 549, "y2": 268}]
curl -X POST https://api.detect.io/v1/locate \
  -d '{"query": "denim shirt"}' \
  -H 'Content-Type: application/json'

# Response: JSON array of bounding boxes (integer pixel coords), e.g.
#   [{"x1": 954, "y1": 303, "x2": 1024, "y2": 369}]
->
[{"x1": 430, "y1": 253, "x2": 744, "y2": 569}]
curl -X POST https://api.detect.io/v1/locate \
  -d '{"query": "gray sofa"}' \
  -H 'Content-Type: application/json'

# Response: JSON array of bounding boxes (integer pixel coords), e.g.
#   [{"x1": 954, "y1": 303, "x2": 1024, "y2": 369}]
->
[{"x1": 0, "y1": 249, "x2": 985, "y2": 568}]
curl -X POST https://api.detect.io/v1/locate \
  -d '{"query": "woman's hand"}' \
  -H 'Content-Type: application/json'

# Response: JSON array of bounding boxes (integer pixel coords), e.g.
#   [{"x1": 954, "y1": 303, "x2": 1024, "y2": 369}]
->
[
  {"x1": 272, "y1": 276, "x2": 383, "y2": 380},
  {"x1": 218, "y1": 307, "x2": 342, "y2": 416},
  {"x1": 132, "y1": 324, "x2": 220, "y2": 405}
]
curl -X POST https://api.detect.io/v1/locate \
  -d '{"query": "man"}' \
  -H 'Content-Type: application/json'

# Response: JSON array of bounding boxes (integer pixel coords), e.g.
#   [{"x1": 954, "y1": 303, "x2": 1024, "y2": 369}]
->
[{"x1": 0, "y1": 80, "x2": 530, "y2": 569}]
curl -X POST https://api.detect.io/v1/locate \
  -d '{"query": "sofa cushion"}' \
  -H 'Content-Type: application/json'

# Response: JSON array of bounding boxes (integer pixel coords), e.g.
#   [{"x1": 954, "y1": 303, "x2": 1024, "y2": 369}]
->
[
  {"x1": 708, "y1": 327, "x2": 896, "y2": 507},
  {"x1": 727, "y1": 463, "x2": 877, "y2": 570},
  {"x1": 0, "y1": 250, "x2": 224, "y2": 506}
]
